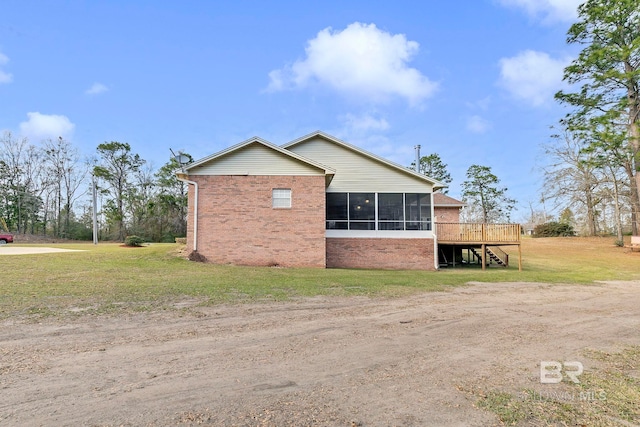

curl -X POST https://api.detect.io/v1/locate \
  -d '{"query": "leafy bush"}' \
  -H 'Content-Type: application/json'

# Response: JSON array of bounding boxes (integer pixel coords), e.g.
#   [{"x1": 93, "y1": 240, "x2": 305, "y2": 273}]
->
[
  {"x1": 124, "y1": 235, "x2": 145, "y2": 247},
  {"x1": 160, "y1": 233, "x2": 176, "y2": 243},
  {"x1": 533, "y1": 222, "x2": 575, "y2": 237}
]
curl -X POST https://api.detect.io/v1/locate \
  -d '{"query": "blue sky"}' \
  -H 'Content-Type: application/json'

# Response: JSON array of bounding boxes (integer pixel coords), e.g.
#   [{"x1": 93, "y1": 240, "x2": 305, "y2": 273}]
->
[{"x1": 1, "y1": 0, "x2": 583, "y2": 220}]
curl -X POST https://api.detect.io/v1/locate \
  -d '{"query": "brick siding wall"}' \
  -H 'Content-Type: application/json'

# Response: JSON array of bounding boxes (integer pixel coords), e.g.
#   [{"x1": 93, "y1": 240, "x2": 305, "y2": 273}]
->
[
  {"x1": 326, "y1": 237, "x2": 435, "y2": 270},
  {"x1": 186, "y1": 175, "x2": 326, "y2": 267},
  {"x1": 434, "y1": 206, "x2": 461, "y2": 223}
]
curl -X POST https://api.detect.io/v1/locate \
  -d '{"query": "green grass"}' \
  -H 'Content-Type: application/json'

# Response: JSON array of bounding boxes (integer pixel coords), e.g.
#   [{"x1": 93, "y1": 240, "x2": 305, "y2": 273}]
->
[
  {"x1": 2, "y1": 237, "x2": 639, "y2": 424},
  {"x1": 0, "y1": 236, "x2": 638, "y2": 319}
]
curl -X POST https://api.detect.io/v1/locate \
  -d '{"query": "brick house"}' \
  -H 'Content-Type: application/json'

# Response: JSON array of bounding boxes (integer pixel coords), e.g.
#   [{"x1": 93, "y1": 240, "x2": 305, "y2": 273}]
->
[
  {"x1": 179, "y1": 131, "x2": 464, "y2": 270},
  {"x1": 433, "y1": 193, "x2": 465, "y2": 223}
]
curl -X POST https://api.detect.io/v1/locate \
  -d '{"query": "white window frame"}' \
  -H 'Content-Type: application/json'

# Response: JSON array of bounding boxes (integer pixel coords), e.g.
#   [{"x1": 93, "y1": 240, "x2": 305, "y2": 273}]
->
[
  {"x1": 325, "y1": 192, "x2": 432, "y2": 231},
  {"x1": 272, "y1": 188, "x2": 292, "y2": 209}
]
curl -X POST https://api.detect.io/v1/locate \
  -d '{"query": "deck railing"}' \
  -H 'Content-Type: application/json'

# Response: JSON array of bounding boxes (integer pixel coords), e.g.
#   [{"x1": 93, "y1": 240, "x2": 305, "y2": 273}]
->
[{"x1": 435, "y1": 222, "x2": 521, "y2": 243}]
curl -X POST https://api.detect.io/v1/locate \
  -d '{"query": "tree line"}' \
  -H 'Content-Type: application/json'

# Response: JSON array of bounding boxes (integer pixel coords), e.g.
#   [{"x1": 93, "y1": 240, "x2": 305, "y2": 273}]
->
[
  {"x1": 413, "y1": 153, "x2": 517, "y2": 224},
  {"x1": 420, "y1": 0, "x2": 640, "y2": 238},
  {"x1": 3, "y1": 2, "x2": 636, "y2": 240},
  {"x1": 548, "y1": 0, "x2": 639, "y2": 239},
  {"x1": 0, "y1": 132, "x2": 190, "y2": 242},
  {"x1": 417, "y1": 126, "x2": 634, "y2": 237}
]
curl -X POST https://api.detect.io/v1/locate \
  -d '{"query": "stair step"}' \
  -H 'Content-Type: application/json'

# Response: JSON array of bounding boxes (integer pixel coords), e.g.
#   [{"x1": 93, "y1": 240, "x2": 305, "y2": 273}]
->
[{"x1": 469, "y1": 247, "x2": 507, "y2": 266}]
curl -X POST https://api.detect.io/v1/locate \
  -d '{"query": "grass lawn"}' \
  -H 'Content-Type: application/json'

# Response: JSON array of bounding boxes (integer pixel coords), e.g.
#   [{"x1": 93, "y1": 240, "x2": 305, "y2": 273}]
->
[
  {"x1": 1, "y1": 235, "x2": 638, "y2": 319},
  {"x1": 2, "y1": 236, "x2": 639, "y2": 425}
]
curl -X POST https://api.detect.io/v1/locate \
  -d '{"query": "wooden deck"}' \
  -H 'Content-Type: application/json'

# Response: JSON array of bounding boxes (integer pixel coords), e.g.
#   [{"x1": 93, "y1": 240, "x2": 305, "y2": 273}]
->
[
  {"x1": 435, "y1": 222, "x2": 521, "y2": 244},
  {"x1": 435, "y1": 222, "x2": 522, "y2": 271}
]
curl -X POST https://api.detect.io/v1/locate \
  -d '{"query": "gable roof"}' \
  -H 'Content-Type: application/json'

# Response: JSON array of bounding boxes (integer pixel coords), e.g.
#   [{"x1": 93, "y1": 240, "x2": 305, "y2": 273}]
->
[
  {"x1": 282, "y1": 131, "x2": 447, "y2": 191},
  {"x1": 184, "y1": 136, "x2": 336, "y2": 176},
  {"x1": 433, "y1": 192, "x2": 465, "y2": 207}
]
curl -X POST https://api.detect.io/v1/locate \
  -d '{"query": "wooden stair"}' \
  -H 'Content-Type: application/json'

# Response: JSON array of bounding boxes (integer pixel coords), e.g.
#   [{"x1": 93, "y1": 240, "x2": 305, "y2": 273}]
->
[
  {"x1": 469, "y1": 247, "x2": 508, "y2": 267},
  {"x1": 438, "y1": 248, "x2": 449, "y2": 267}
]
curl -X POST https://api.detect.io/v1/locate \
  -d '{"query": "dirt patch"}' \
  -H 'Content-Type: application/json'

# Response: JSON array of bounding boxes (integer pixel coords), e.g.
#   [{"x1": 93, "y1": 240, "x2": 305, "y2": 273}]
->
[{"x1": 1, "y1": 281, "x2": 639, "y2": 426}]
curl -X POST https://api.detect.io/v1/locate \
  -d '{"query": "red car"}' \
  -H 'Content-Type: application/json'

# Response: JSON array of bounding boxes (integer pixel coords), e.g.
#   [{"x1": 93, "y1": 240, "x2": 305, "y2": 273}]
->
[{"x1": 0, "y1": 233, "x2": 13, "y2": 244}]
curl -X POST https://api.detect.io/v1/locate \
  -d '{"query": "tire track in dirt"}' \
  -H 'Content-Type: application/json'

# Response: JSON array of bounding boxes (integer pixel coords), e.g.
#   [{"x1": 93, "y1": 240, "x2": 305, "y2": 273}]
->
[{"x1": 1, "y1": 281, "x2": 639, "y2": 426}]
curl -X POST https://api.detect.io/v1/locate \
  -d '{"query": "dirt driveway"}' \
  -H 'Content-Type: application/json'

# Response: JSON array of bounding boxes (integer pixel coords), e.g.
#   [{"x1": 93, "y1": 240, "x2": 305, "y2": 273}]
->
[
  {"x1": 0, "y1": 246, "x2": 85, "y2": 255},
  {"x1": 1, "y1": 281, "x2": 639, "y2": 426}
]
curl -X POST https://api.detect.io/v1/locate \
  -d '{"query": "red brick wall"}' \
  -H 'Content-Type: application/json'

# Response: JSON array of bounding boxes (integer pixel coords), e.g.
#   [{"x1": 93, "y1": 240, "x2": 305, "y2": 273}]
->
[
  {"x1": 326, "y1": 238, "x2": 435, "y2": 270},
  {"x1": 186, "y1": 175, "x2": 326, "y2": 267},
  {"x1": 435, "y1": 206, "x2": 461, "y2": 223}
]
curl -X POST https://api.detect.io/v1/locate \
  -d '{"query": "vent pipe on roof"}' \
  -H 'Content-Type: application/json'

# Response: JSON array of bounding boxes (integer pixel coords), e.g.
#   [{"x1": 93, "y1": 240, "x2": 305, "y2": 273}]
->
[{"x1": 414, "y1": 145, "x2": 421, "y2": 174}]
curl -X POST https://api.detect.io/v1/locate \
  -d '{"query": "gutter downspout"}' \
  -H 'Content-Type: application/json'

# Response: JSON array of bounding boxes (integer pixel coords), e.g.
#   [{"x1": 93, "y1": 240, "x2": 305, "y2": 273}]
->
[
  {"x1": 433, "y1": 218, "x2": 439, "y2": 270},
  {"x1": 176, "y1": 173, "x2": 198, "y2": 252}
]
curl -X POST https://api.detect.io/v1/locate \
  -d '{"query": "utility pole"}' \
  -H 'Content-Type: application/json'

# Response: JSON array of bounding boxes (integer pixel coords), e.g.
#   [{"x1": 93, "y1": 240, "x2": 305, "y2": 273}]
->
[{"x1": 92, "y1": 174, "x2": 98, "y2": 245}]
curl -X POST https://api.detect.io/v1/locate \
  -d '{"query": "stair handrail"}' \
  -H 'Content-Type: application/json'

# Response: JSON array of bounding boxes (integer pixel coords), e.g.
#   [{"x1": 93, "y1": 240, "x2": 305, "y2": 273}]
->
[{"x1": 487, "y1": 246, "x2": 509, "y2": 266}]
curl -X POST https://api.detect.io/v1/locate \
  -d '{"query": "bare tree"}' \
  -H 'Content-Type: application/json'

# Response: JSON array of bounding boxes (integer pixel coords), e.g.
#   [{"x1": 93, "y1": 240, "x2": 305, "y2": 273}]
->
[
  {"x1": 42, "y1": 137, "x2": 87, "y2": 238},
  {"x1": 0, "y1": 131, "x2": 43, "y2": 233},
  {"x1": 542, "y1": 130, "x2": 605, "y2": 236}
]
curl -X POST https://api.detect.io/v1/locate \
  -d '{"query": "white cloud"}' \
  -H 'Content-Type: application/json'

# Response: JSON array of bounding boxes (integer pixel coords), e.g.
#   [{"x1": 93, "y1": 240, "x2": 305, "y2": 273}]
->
[
  {"x1": 0, "y1": 52, "x2": 13, "y2": 84},
  {"x1": 466, "y1": 96, "x2": 491, "y2": 111},
  {"x1": 339, "y1": 132, "x2": 408, "y2": 164},
  {"x1": 498, "y1": 0, "x2": 583, "y2": 23},
  {"x1": 467, "y1": 115, "x2": 491, "y2": 133},
  {"x1": 85, "y1": 82, "x2": 108, "y2": 95},
  {"x1": 266, "y1": 22, "x2": 438, "y2": 106},
  {"x1": 19, "y1": 112, "x2": 75, "y2": 140},
  {"x1": 340, "y1": 113, "x2": 390, "y2": 133},
  {"x1": 498, "y1": 50, "x2": 570, "y2": 106}
]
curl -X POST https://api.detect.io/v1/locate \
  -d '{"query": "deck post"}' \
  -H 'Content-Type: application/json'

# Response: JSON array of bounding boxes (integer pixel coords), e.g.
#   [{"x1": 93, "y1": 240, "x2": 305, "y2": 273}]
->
[
  {"x1": 435, "y1": 222, "x2": 523, "y2": 271},
  {"x1": 518, "y1": 243, "x2": 522, "y2": 272},
  {"x1": 452, "y1": 246, "x2": 455, "y2": 267}
]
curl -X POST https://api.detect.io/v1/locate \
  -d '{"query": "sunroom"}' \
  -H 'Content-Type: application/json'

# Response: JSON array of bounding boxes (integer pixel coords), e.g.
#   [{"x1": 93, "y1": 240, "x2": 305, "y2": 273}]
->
[{"x1": 326, "y1": 192, "x2": 432, "y2": 234}]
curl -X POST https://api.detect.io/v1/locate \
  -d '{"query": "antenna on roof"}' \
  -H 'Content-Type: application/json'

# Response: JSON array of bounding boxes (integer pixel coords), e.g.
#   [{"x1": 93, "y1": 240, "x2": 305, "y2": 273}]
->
[{"x1": 170, "y1": 148, "x2": 191, "y2": 170}]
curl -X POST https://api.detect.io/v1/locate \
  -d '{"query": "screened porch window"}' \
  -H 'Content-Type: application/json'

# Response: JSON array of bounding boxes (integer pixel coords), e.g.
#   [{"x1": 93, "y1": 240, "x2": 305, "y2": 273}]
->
[
  {"x1": 405, "y1": 193, "x2": 431, "y2": 230},
  {"x1": 348, "y1": 193, "x2": 375, "y2": 230},
  {"x1": 326, "y1": 192, "x2": 431, "y2": 230},
  {"x1": 326, "y1": 193, "x2": 348, "y2": 229},
  {"x1": 378, "y1": 193, "x2": 404, "y2": 230}
]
